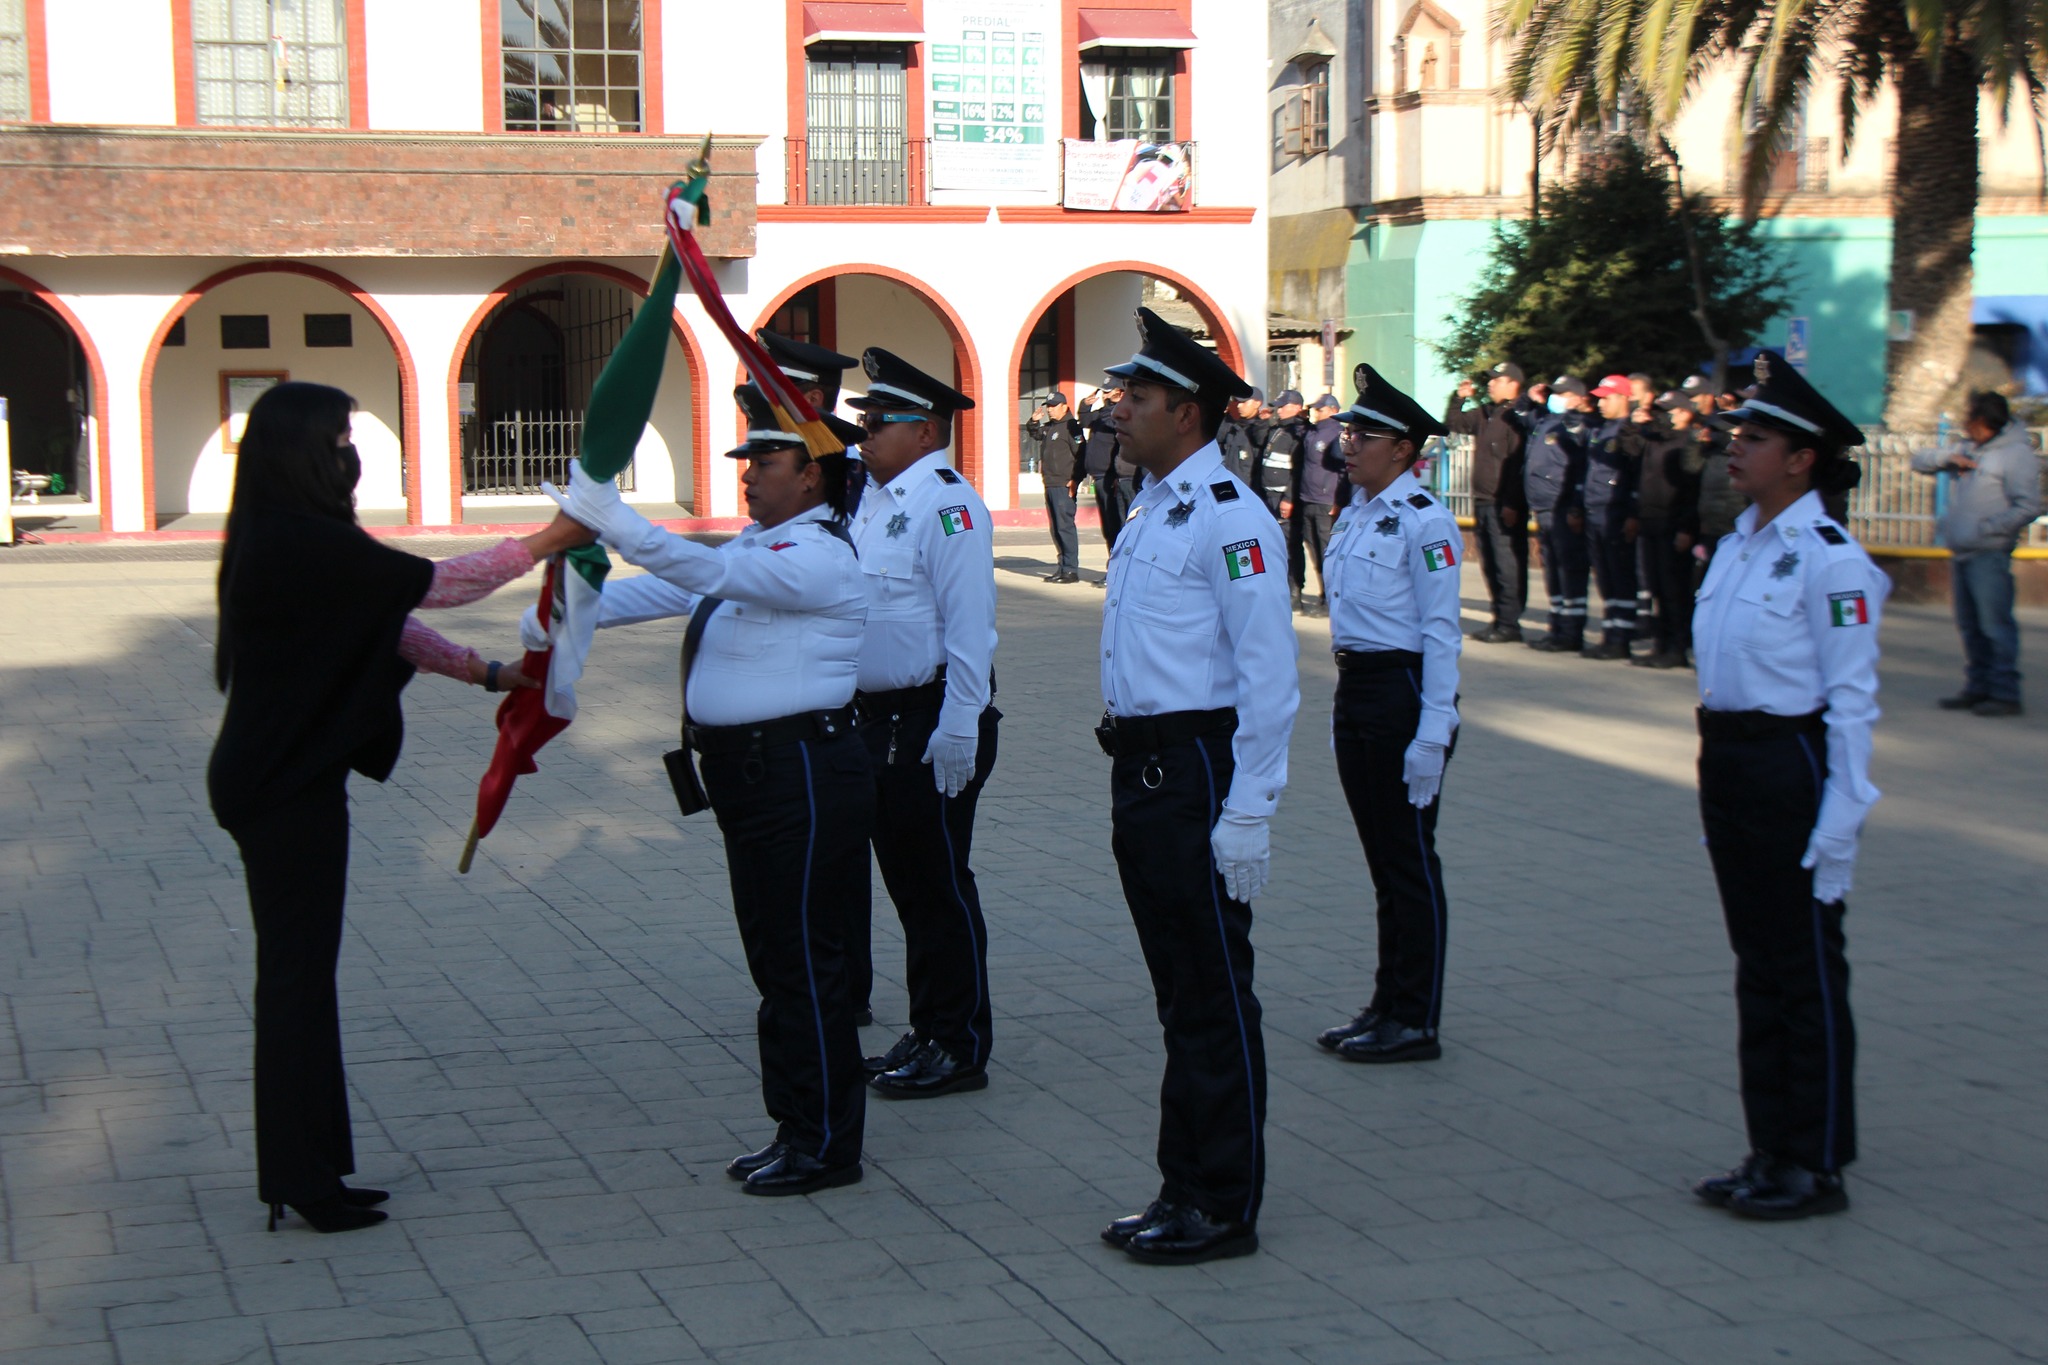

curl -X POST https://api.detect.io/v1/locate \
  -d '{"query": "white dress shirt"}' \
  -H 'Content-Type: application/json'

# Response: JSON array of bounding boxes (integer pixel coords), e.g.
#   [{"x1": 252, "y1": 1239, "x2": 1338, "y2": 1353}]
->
[
  {"x1": 592, "y1": 505, "x2": 866, "y2": 727},
  {"x1": 1324, "y1": 468, "x2": 1464, "y2": 746},
  {"x1": 848, "y1": 450, "x2": 999, "y2": 738},
  {"x1": 1101, "y1": 442, "x2": 1299, "y2": 817},
  {"x1": 1694, "y1": 489, "x2": 1888, "y2": 838}
]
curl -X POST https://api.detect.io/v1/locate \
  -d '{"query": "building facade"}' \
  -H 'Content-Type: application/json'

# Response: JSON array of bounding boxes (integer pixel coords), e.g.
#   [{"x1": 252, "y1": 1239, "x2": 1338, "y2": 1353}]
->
[
  {"x1": 0, "y1": 0, "x2": 1267, "y2": 532},
  {"x1": 1269, "y1": 0, "x2": 2048, "y2": 423}
]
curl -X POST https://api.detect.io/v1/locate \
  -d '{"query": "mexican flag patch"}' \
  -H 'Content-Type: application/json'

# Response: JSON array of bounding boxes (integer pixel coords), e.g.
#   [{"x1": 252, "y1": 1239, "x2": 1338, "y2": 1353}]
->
[
  {"x1": 1422, "y1": 539, "x2": 1457, "y2": 572},
  {"x1": 1828, "y1": 590, "x2": 1869, "y2": 626},
  {"x1": 1224, "y1": 540, "x2": 1265, "y2": 579},
  {"x1": 938, "y1": 505, "x2": 972, "y2": 536}
]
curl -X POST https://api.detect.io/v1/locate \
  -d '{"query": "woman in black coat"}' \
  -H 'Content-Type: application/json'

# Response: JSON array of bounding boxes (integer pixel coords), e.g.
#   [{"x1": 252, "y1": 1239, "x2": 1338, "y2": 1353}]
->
[{"x1": 208, "y1": 382, "x2": 591, "y2": 1233}]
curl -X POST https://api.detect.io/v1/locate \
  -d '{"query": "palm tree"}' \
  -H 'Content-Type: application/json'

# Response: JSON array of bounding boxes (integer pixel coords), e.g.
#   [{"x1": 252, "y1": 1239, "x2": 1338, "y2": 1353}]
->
[{"x1": 1500, "y1": 0, "x2": 2048, "y2": 429}]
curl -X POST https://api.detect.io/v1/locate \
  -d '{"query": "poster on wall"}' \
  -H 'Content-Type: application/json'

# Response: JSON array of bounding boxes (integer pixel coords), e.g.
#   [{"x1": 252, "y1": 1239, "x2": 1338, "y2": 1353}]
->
[
  {"x1": 221, "y1": 372, "x2": 286, "y2": 453},
  {"x1": 927, "y1": 0, "x2": 1057, "y2": 192},
  {"x1": 1060, "y1": 139, "x2": 1193, "y2": 212}
]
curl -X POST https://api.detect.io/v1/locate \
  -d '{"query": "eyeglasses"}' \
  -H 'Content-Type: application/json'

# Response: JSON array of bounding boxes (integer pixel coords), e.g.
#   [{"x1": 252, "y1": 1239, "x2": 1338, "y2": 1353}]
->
[{"x1": 860, "y1": 412, "x2": 928, "y2": 431}]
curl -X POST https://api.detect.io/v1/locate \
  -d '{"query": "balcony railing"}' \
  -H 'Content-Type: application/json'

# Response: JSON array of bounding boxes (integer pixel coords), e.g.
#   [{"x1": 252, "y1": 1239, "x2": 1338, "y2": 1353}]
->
[{"x1": 786, "y1": 135, "x2": 930, "y2": 207}]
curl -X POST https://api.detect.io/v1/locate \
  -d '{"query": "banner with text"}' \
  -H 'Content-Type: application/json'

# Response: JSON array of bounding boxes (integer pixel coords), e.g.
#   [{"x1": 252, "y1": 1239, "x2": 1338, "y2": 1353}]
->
[
  {"x1": 927, "y1": 0, "x2": 1057, "y2": 192},
  {"x1": 1060, "y1": 139, "x2": 1193, "y2": 212}
]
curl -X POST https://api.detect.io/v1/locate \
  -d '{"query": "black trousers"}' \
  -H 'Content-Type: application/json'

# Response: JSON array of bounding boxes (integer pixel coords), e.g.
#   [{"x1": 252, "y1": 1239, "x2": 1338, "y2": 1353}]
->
[
  {"x1": 1043, "y1": 483, "x2": 1080, "y2": 573},
  {"x1": 1110, "y1": 734, "x2": 1266, "y2": 1226},
  {"x1": 1471, "y1": 499, "x2": 1530, "y2": 628},
  {"x1": 1332, "y1": 667, "x2": 1452, "y2": 1031},
  {"x1": 1636, "y1": 520, "x2": 1694, "y2": 654},
  {"x1": 1288, "y1": 504, "x2": 1336, "y2": 592},
  {"x1": 230, "y1": 764, "x2": 357, "y2": 1206},
  {"x1": 1588, "y1": 521, "x2": 1639, "y2": 645},
  {"x1": 1535, "y1": 510, "x2": 1589, "y2": 646},
  {"x1": 1093, "y1": 473, "x2": 1132, "y2": 549},
  {"x1": 856, "y1": 702, "x2": 999, "y2": 1068},
  {"x1": 703, "y1": 728, "x2": 872, "y2": 1168},
  {"x1": 1698, "y1": 724, "x2": 1856, "y2": 1173}
]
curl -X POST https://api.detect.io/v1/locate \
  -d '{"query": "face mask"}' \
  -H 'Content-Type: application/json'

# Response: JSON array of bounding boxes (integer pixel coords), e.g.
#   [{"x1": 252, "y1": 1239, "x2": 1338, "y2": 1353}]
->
[
  {"x1": 1547, "y1": 394, "x2": 1568, "y2": 415},
  {"x1": 336, "y1": 442, "x2": 361, "y2": 491}
]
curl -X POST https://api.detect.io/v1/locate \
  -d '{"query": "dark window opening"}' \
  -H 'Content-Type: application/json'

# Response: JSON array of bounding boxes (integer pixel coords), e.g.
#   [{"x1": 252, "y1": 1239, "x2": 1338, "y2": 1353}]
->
[
  {"x1": 221, "y1": 315, "x2": 271, "y2": 350},
  {"x1": 164, "y1": 317, "x2": 187, "y2": 347},
  {"x1": 1016, "y1": 306, "x2": 1060, "y2": 477},
  {"x1": 767, "y1": 285, "x2": 822, "y2": 347},
  {"x1": 304, "y1": 313, "x2": 354, "y2": 348}
]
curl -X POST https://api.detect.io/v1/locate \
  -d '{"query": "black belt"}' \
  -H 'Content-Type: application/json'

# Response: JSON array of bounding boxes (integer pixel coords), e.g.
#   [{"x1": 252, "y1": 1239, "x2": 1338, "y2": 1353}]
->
[
  {"x1": 1095, "y1": 707, "x2": 1236, "y2": 758},
  {"x1": 1335, "y1": 649, "x2": 1423, "y2": 673},
  {"x1": 1696, "y1": 707, "x2": 1826, "y2": 741},
  {"x1": 688, "y1": 705, "x2": 858, "y2": 755}
]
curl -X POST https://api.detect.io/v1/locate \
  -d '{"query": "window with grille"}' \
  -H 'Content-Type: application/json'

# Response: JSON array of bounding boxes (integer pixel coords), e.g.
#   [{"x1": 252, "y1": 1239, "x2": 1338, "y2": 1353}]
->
[
  {"x1": 804, "y1": 44, "x2": 910, "y2": 206},
  {"x1": 767, "y1": 285, "x2": 822, "y2": 346},
  {"x1": 193, "y1": 0, "x2": 349, "y2": 128},
  {"x1": 0, "y1": 0, "x2": 28, "y2": 123},
  {"x1": 1081, "y1": 51, "x2": 1172, "y2": 143},
  {"x1": 502, "y1": 0, "x2": 643, "y2": 133}
]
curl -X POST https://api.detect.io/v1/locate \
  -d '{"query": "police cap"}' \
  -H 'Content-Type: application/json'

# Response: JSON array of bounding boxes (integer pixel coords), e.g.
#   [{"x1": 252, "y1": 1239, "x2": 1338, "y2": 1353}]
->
[
  {"x1": 1725, "y1": 350, "x2": 1865, "y2": 448},
  {"x1": 1336, "y1": 362, "x2": 1449, "y2": 441},
  {"x1": 1104, "y1": 306, "x2": 1255, "y2": 403},
  {"x1": 845, "y1": 347, "x2": 975, "y2": 416}
]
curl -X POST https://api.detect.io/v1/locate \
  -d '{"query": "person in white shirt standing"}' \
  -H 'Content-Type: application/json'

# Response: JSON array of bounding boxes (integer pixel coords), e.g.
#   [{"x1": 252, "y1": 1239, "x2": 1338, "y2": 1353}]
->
[
  {"x1": 1091, "y1": 308, "x2": 1297, "y2": 1265},
  {"x1": 1690, "y1": 351, "x2": 1886, "y2": 1221},
  {"x1": 1312, "y1": 364, "x2": 1462, "y2": 1065},
  {"x1": 840, "y1": 349, "x2": 1002, "y2": 1099}
]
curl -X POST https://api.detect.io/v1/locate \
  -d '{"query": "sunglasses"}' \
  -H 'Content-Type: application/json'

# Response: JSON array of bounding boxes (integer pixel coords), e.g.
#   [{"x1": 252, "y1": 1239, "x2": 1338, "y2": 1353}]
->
[{"x1": 860, "y1": 412, "x2": 929, "y2": 430}]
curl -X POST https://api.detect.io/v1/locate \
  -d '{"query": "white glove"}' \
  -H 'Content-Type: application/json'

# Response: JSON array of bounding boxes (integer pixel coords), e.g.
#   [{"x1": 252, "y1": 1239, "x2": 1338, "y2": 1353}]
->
[
  {"x1": 1402, "y1": 739, "x2": 1446, "y2": 807},
  {"x1": 922, "y1": 730, "x2": 978, "y2": 799},
  {"x1": 1801, "y1": 828, "x2": 1858, "y2": 904},
  {"x1": 518, "y1": 603, "x2": 550, "y2": 652},
  {"x1": 1210, "y1": 808, "x2": 1271, "y2": 903},
  {"x1": 542, "y1": 464, "x2": 649, "y2": 548}
]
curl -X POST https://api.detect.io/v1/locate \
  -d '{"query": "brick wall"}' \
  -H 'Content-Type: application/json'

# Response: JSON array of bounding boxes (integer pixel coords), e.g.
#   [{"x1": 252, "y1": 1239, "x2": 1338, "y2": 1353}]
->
[{"x1": 0, "y1": 127, "x2": 759, "y2": 258}]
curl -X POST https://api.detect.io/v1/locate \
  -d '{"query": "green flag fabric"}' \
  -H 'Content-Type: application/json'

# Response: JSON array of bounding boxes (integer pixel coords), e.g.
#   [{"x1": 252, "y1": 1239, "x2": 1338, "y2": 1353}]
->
[{"x1": 577, "y1": 249, "x2": 682, "y2": 482}]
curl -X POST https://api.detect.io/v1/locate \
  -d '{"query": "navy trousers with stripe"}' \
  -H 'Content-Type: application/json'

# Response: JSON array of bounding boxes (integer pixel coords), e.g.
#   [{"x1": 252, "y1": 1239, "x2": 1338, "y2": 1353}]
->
[
  {"x1": 1110, "y1": 735, "x2": 1267, "y2": 1226},
  {"x1": 704, "y1": 728, "x2": 872, "y2": 1168},
  {"x1": 1331, "y1": 667, "x2": 1452, "y2": 1032},
  {"x1": 1699, "y1": 727, "x2": 1857, "y2": 1172}
]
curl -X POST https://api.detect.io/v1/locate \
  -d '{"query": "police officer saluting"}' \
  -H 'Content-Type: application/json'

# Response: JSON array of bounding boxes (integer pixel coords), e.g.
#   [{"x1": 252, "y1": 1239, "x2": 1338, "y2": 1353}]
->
[
  {"x1": 1692, "y1": 352, "x2": 1886, "y2": 1220},
  {"x1": 1093, "y1": 308, "x2": 1297, "y2": 1264},
  {"x1": 842, "y1": 349, "x2": 1002, "y2": 1099},
  {"x1": 1312, "y1": 364, "x2": 1462, "y2": 1063},
  {"x1": 549, "y1": 385, "x2": 872, "y2": 1196}
]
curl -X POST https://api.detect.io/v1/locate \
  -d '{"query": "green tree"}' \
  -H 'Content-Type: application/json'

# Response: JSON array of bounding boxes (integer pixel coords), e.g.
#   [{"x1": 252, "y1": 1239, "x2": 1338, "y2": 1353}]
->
[
  {"x1": 1501, "y1": 0, "x2": 2048, "y2": 430},
  {"x1": 1435, "y1": 141, "x2": 1793, "y2": 385}
]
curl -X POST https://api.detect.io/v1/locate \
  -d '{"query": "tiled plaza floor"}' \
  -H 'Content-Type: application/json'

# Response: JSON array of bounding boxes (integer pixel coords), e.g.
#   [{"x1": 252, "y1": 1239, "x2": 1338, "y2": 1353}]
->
[{"x1": 2, "y1": 530, "x2": 2045, "y2": 1364}]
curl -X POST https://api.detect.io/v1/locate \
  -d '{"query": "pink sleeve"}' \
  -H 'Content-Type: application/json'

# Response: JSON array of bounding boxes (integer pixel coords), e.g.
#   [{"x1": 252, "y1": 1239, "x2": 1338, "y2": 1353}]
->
[
  {"x1": 418, "y1": 537, "x2": 536, "y2": 609},
  {"x1": 398, "y1": 616, "x2": 479, "y2": 682}
]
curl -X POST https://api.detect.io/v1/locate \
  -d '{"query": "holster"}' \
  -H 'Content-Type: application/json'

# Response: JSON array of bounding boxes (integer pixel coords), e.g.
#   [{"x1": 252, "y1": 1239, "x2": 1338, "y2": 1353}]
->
[{"x1": 662, "y1": 747, "x2": 710, "y2": 817}]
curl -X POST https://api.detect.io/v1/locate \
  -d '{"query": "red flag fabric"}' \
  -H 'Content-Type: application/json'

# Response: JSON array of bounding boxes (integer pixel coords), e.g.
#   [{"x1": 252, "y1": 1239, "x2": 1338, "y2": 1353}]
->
[{"x1": 458, "y1": 562, "x2": 572, "y2": 873}]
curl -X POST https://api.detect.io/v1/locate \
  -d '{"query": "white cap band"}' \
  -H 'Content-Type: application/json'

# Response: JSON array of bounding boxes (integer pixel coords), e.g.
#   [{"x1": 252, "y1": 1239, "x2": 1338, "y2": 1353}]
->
[
  {"x1": 746, "y1": 428, "x2": 806, "y2": 445},
  {"x1": 1126, "y1": 353, "x2": 1198, "y2": 391},
  {"x1": 1342, "y1": 404, "x2": 1405, "y2": 432},
  {"x1": 1740, "y1": 399, "x2": 1821, "y2": 435},
  {"x1": 865, "y1": 381, "x2": 934, "y2": 410}
]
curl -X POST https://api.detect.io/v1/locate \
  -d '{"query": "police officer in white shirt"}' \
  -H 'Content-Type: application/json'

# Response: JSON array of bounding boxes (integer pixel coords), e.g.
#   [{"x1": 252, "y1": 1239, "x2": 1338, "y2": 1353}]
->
[
  {"x1": 1313, "y1": 364, "x2": 1462, "y2": 1065},
  {"x1": 1691, "y1": 352, "x2": 1885, "y2": 1221},
  {"x1": 546, "y1": 385, "x2": 875, "y2": 1198},
  {"x1": 1092, "y1": 308, "x2": 1297, "y2": 1265},
  {"x1": 840, "y1": 349, "x2": 1002, "y2": 1099}
]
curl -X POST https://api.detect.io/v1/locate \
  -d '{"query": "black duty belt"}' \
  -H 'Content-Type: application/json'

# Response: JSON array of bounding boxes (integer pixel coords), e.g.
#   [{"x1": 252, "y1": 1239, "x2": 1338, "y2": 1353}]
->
[
  {"x1": 689, "y1": 705, "x2": 858, "y2": 755},
  {"x1": 1696, "y1": 707, "x2": 1826, "y2": 741},
  {"x1": 1095, "y1": 707, "x2": 1236, "y2": 758},
  {"x1": 1335, "y1": 649, "x2": 1424, "y2": 674}
]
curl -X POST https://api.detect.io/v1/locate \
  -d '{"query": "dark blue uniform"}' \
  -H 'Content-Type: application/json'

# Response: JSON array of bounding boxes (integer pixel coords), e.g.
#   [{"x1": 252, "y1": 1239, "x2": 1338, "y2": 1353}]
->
[
  {"x1": 1524, "y1": 412, "x2": 1590, "y2": 649},
  {"x1": 1581, "y1": 418, "x2": 1642, "y2": 651}
]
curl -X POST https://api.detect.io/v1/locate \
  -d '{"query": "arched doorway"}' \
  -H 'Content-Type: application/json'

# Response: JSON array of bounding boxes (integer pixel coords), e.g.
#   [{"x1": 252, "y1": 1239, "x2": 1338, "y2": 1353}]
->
[
  {"x1": 451, "y1": 264, "x2": 708, "y2": 517},
  {"x1": 1007, "y1": 264, "x2": 1246, "y2": 507},
  {"x1": 143, "y1": 264, "x2": 418, "y2": 529},
  {"x1": 749, "y1": 266, "x2": 983, "y2": 489},
  {"x1": 0, "y1": 292, "x2": 95, "y2": 511}
]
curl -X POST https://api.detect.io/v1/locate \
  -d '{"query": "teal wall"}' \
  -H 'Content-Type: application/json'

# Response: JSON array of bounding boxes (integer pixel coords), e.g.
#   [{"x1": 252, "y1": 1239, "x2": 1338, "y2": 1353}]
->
[{"x1": 1345, "y1": 212, "x2": 2048, "y2": 424}]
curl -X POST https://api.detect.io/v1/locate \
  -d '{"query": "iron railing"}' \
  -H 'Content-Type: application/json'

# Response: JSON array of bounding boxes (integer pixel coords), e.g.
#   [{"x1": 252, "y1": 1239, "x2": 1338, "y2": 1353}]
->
[
  {"x1": 786, "y1": 135, "x2": 928, "y2": 206},
  {"x1": 463, "y1": 412, "x2": 634, "y2": 496}
]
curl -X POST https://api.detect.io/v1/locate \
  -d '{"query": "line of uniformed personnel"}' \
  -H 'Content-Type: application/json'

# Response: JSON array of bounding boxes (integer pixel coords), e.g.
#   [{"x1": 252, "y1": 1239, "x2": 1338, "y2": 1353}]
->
[{"x1": 518, "y1": 313, "x2": 1881, "y2": 1267}]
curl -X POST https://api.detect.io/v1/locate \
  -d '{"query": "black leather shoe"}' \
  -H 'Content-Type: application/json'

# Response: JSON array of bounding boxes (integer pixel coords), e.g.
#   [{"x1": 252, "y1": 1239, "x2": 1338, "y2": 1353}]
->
[
  {"x1": 1335, "y1": 1019, "x2": 1441, "y2": 1063},
  {"x1": 863, "y1": 1031, "x2": 924, "y2": 1076},
  {"x1": 868, "y1": 1041, "x2": 989, "y2": 1099},
  {"x1": 338, "y1": 1185, "x2": 390, "y2": 1207},
  {"x1": 741, "y1": 1150, "x2": 863, "y2": 1197},
  {"x1": 1315, "y1": 1008, "x2": 1382, "y2": 1051},
  {"x1": 1939, "y1": 691, "x2": 1989, "y2": 710},
  {"x1": 267, "y1": 1198, "x2": 387, "y2": 1234},
  {"x1": 1728, "y1": 1160, "x2": 1847, "y2": 1220},
  {"x1": 1526, "y1": 634, "x2": 1578, "y2": 653},
  {"x1": 1692, "y1": 1151, "x2": 1770, "y2": 1208},
  {"x1": 1043, "y1": 570, "x2": 1082, "y2": 583},
  {"x1": 1581, "y1": 640, "x2": 1631, "y2": 660},
  {"x1": 1122, "y1": 1205, "x2": 1258, "y2": 1264},
  {"x1": 853, "y1": 1007, "x2": 874, "y2": 1027},
  {"x1": 725, "y1": 1141, "x2": 787, "y2": 1181},
  {"x1": 1973, "y1": 698, "x2": 2023, "y2": 717},
  {"x1": 1100, "y1": 1199, "x2": 1172, "y2": 1249}
]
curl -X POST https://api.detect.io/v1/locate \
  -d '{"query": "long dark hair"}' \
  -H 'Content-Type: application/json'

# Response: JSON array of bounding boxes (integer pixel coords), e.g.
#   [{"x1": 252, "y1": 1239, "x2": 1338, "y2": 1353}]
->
[{"x1": 216, "y1": 382, "x2": 359, "y2": 690}]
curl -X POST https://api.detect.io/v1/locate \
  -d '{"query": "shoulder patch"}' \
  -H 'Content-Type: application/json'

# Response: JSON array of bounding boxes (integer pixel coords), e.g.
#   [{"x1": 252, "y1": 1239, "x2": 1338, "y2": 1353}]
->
[
  {"x1": 935, "y1": 467, "x2": 962, "y2": 484},
  {"x1": 1813, "y1": 522, "x2": 1848, "y2": 545},
  {"x1": 937, "y1": 505, "x2": 973, "y2": 536},
  {"x1": 1209, "y1": 480, "x2": 1239, "y2": 503},
  {"x1": 1408, "y1": 493, "x2": 1435, "y2": 509}
]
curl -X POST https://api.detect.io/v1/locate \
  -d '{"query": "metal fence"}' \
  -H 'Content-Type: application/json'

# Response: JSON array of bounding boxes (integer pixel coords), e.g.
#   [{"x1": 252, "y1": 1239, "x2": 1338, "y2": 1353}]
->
[
  {"x1": 787, "y1": 135, "x2": 928, "y2": 206},
  {"x1": 1427, "y1": 430, "x2": 2048, "y2": 548},
  {"x1": 463, "y1": 412, "x2": 635, "y2": 497}
]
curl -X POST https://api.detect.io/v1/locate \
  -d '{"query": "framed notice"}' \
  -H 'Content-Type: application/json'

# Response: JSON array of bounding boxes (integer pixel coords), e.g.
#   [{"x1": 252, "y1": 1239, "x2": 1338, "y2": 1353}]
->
[
  {"x1": 927, "y1": 0, "x2": 1057, "y2": 192},
  {"x1": 1061, "y1": 139, "x2": 1193, "y2": 212},
  {"x1": 221, "y1": 372, "x2": 286, "y2": 454}
]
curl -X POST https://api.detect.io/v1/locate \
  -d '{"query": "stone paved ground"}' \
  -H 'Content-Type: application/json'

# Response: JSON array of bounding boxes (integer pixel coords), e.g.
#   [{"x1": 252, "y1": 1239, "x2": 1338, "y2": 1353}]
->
[{"x1": 2, "y1": 530, "x2": 2045, "y2": 1365}]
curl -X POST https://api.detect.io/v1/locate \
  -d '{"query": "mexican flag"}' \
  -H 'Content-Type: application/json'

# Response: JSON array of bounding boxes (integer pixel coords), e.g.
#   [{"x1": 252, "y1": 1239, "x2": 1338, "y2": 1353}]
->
[
  {"x1": 1224, "y1": 539, "x2": 1265, "y2": 579},
  {"x1": 939, "y1": 504, "x2": 972, "y2": 535},
  {"x1": 1829, "y1": 591, "x2": 1869, "y2": 626},
  {"x1": 1422, "y1": 539, "x2": 1457, "y2": 572}
]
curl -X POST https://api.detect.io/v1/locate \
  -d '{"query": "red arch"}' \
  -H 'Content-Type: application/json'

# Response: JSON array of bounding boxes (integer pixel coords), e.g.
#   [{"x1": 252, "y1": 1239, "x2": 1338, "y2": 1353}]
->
[
  {"x1": 448, "y1": 262, "x2": 711, "y2": 520},
  {"x1": 0, "y1": 266, "x2": 113, "y2": 526},
  {"x1": 139, "y1": 262, "x2": 423, "y2": 529},
  {"x1": 747, "y1": 265, "x2": 985, "y2": 491},
  {"x1": 1005, "y1": 262, "x2": 1249, "y2": 507}
]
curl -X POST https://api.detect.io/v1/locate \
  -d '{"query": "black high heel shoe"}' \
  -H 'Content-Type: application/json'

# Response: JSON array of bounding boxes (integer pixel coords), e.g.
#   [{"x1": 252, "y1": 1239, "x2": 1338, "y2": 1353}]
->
[
  {"x1": 338, "y1": 1185, "x2": 390, "y2": 1207},
  {"x1": 267, "y1": 1198, "x2": 388, "y2": 1233}
]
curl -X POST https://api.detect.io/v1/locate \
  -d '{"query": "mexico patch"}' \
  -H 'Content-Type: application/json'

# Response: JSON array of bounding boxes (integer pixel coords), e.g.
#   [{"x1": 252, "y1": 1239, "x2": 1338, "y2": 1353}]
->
[
  {"x1": 1224, "y1": 540, "x2": 1266, "y2": 579},
  {"x1": 1422, "y1": 539, "x2": 1457, "y2": 572},
  {"x1": 938, "y1": 505, "x2": 972, "y2": 536},
  {"x1": 1828, "y1": 590, "x2": 1869, "y2": 626},
  {"x1": 768, "y1": 541, "x2": 797, "y2": 551}
]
